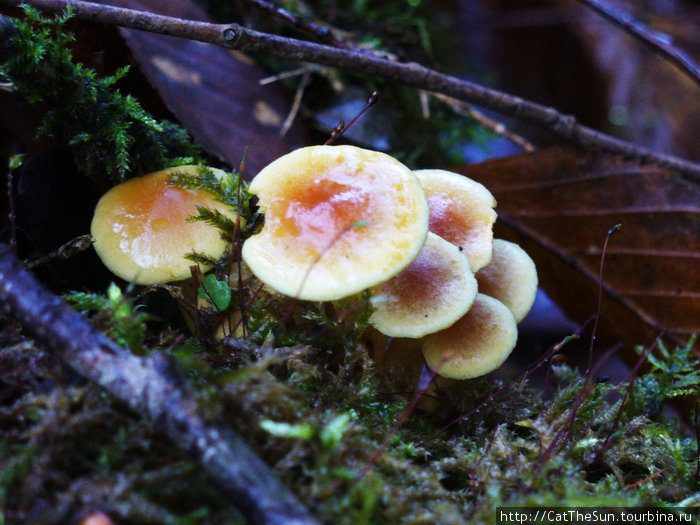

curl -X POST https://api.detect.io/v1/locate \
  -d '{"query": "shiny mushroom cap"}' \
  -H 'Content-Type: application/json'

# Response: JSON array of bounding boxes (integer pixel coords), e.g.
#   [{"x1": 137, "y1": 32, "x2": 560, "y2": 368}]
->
[
  {"x1": 242, "y1": 145, "x2": 430, "y2": 301},
  {"x1": 91, "y1": 166, "x2": 237, "y2": 285},
  {"x1": 421, "y1": 293, "x2": 517, "y2": 379},
  {"x1": 414, "y1": 169, "x2": 497, "y2": 272},
  {"x1": 370, "y1": 232, "x2": 477, "y2": 338},
  {"x1": 476, "y1": 239, "x2": 538, "y2": 323}
]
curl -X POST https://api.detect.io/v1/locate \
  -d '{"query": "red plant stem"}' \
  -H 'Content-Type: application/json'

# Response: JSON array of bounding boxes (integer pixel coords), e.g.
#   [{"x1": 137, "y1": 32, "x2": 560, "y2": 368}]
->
[
  {"x1": 325, "y1": 90, "x2": 381, "y2": 145},
  {"x1": 583, "y1": 336, "x2": 660, "y2": 469},
  {"x1": 625, "y1": 466, "x2": 669, "y2": 490},
  {"x1": 533, "y1": 224, "x2": 622, "y2": 480},
  {"x1": 587, "y1": 224, "x2": 622, "y2": 373},
  {"x1": 421, "y1": 326, "x2": 589, "y2": 445},
  {"x1": 532, "y1": 342, "x2": 622, "y2": 479},
  {"x1": 6, "y1": 165, "x2": 17, "y2": 256},
  {"x1": 356, "y1": 364, "x2": 438, "y2": 481}
]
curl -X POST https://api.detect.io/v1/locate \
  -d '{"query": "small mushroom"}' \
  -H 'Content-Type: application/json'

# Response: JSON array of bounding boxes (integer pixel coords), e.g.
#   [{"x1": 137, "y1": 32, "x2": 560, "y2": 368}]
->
[
  {"x1": 421, "y1": 293, "x2": 517, "y2": 380},
  {"x1": 91, "y1": 166, "x2": 238, "y2": 285},
  {"x1": 242, "y1": 145, "x2": 430, "y2": 301},
  {"x1": 414, "y1": 169, "x2": 496, "y2": 272},
  {"x1": 370, "y1": 232, "x2": 477, "y2": 338},
  {"x1": 476, "y1": 239, "x2": 538, "y2": 323}
]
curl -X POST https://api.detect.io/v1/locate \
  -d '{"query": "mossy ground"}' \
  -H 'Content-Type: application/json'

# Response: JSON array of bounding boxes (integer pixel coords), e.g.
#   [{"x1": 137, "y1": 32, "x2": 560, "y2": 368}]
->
[
  {"x1": 0, "y1": 5, "x2": 698, "y2": 525},
  {"x1": 1, "y1": 303, "x2": 698, "y2": 524}
]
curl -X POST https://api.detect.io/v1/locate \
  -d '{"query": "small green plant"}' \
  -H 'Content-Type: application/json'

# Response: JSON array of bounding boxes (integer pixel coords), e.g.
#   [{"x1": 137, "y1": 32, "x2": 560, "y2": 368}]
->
[
  {"x1": 64, "y1": 282, "x2": 149, "y2": 353},
  {"x1": 198, "y1": 274, "x2": 233, "y2": 313},
  {"x1": 644, "y1": 335, "x2": 699, "y2": 400}
]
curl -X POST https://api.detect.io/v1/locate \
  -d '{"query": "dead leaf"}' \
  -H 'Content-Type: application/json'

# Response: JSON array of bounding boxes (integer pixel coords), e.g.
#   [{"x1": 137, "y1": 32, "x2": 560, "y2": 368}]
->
[
  {"x1": 96, "y1": 0, "x2": 307, "y2": 175},
  {"x1": 458, "y1": 147, "x2": 699, "y2": 354}
]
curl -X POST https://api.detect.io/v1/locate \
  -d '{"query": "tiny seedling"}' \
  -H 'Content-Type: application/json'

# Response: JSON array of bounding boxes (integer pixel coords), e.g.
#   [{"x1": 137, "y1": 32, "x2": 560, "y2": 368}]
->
[{"x1": 198, "y1": 274, "x2": 232, "y2": 313}]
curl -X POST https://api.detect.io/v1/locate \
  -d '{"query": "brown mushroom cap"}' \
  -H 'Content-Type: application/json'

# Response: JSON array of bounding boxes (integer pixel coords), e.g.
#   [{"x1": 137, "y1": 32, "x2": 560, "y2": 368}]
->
[
  {"x1": 242, "y1": 145, "x2": 430, "y2": 301},
  {"x1": 370, "y1": 232, "x2": 477, "y2": 338},
  {"x1": 91, "y1": 166, "x2": 237, "y2": 285},
  {"x1": 476, "y1": 239, "x2": 538, "y2": 323},
  {"x1": 414, "y1": 169, "x2": 496, "y2": 272},
  {"x1": 422, "y1": 293, "x2": 517, "y2": 379}
]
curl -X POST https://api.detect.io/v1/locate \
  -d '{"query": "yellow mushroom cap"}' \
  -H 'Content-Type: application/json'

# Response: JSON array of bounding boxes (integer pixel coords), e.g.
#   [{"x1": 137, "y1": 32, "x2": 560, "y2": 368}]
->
[
  {"x1": 242, "y1": 145, "x2": 430, "y2": 301},
  {"x1": 422, "y1": 293, "x2": 517, "y2": 379},
  {"x1": 370, "y1": 232, "x2": 477, "y2": 338},
  {"x1": 91, "y1": 166, "x2": 238, "y2": 285},
  {"x1": 414, "y1": 169, "x2": 497, "y2": 272},
  {"x1": 476, "y1": 239, "x2": 538, "y2": 323}
]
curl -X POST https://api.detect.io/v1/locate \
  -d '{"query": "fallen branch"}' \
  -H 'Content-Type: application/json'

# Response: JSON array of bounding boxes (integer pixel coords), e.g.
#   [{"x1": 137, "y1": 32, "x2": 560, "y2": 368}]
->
[
  {"x1": 1, "y1": 0, "x2": 699, "y2": 179},
  {"x1": 0, "y1": 244, "x2": 320, "y2": 525}
]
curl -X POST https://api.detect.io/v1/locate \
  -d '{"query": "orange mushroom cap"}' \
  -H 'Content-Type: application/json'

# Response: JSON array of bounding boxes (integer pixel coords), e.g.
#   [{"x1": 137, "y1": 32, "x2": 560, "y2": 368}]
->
[
  {"x1": 242, "y1": 145, "x2": 430, "y2": 301},
  {"x1": 91, "y1": 166, "x2": 238, "y2": 285},
  {"x1": 421, "y1": 293, "x2": 517, "y2": 380},
  {"x1": 370, "y1": 232, "x2": 477, "y2": 338},
  {"x1": 414, "y1": 169, "x2": 497, "y2": 272},
  {"x1": 476, "y1": 239, "x2": 538, "y2": 323}
]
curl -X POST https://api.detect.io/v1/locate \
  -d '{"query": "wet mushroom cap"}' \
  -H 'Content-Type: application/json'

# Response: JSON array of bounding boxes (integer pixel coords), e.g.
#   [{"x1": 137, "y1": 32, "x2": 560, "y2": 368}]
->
[
  {"x1": 414, "y1": 169, "x2": 497, "y2": 272},
  {"x1": 476, "y1": 239, "x2": 538, "y2": 323},
  {"x1": 91, "y1": 166, "x2": 237, "y2": 285},
  {"x1": 370, "y1": 232, "x2": 477, "y2": 338},
  {"x1": 421, "y1": 293, "x2": 517, "y2": 380},
  {"x1": 242, "y1": 145, "x2": 430, "y2": 301}
]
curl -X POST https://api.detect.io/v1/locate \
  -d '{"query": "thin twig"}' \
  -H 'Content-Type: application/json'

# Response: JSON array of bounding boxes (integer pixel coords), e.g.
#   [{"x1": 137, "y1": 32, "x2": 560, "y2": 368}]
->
[
  {"x1": 243, "y1": 0, "x2": 351, "y2": 49},
  {"x1": 0, "y1": 245, "x2": 320, "y2": 525},
  {"x1": 431, "y1": 92, "x2": 535, "y2": 152},
  {"x1": 25, "y1": 234, "x2": 94, "y2": 269},
  {"x1": 259, "y1": 63, "x2": 321, "y2": 85},
  {"x1": 576, "y1": 0, "x2": 700, "y2": 87},
  {"x1": 1, "y1": 0, "x2": 699, "y2": 179},
  {"x1": 280, "y1": 69, "x2": 310, "y2": 137}
]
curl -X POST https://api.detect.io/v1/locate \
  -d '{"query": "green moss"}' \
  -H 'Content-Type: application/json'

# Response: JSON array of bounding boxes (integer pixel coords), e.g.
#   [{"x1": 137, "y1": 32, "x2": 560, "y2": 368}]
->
[
  {"x1": 0, "y1": 7, "x2": 201, "y2": 183},
  {"x1": 3, "y1": 315, "x2": 698, "y2": 523},
  {"x1": 64, "y1": 282, "x2": 149, "y2": 354},
  {"x1": 167, "y1": 165, "x2": 253, "y2": 242}
]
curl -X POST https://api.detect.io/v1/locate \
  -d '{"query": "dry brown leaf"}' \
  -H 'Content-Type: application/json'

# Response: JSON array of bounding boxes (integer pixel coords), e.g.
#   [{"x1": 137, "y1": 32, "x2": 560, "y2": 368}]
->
[
  {"x1": 458, "y1": 146, "x2": 699, "y2": 354},
  {"x1": 97, "y1": 0, "x2": 307, "y2": 174}
]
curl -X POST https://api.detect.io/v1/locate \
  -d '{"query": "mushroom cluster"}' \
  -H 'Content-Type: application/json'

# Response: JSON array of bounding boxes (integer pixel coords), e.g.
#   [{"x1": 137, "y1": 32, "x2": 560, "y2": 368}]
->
[
  {"x1": 88, "y1": 148, "x2": 536, "y2": 380},
  {"x1": 242, "y1": 145, "x2": 538, "y2": 380}
]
